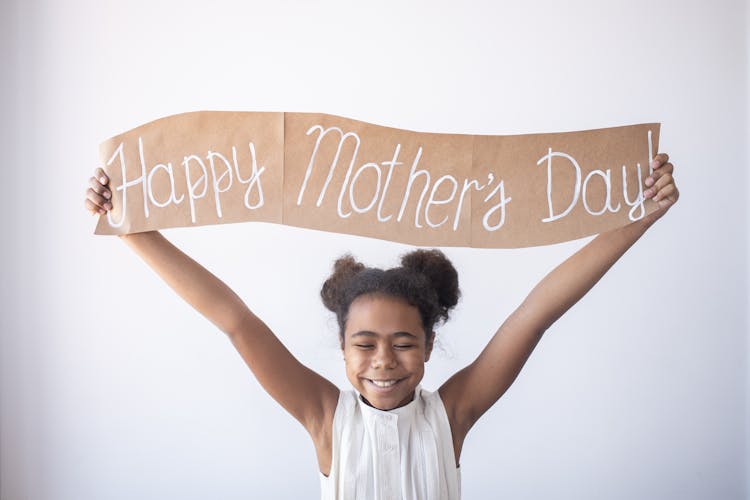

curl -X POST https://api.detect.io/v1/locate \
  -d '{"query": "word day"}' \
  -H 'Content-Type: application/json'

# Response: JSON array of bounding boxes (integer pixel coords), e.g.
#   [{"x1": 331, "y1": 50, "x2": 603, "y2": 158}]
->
[
  {"x1": 104, "y1": 137, "x2": 266, "y2": 228},
  {"x1": 537, "y1": 130, "x2": 654, "y2": 223}
]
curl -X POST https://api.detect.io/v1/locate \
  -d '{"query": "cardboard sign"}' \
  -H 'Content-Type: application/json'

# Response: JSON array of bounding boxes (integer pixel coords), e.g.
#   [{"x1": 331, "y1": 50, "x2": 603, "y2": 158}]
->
[{"x1": 95, "y1": 111, "x2": 659, "y2": 248}]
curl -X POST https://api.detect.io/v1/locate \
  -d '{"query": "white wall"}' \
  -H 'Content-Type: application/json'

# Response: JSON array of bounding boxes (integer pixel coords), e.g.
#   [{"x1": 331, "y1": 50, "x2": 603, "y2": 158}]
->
[
  {"x1": 747, "y1": 0, "x2": 750, "y2": 495},
  {"x1": 2, "y1": 1, "x2": 747, "y2": 499}
]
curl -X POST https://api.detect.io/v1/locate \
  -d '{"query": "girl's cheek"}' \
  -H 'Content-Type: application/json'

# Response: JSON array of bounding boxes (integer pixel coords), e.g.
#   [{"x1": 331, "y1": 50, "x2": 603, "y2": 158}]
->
[{"x1": 355, "y1": 353, "x2": 371, "y2": 366}]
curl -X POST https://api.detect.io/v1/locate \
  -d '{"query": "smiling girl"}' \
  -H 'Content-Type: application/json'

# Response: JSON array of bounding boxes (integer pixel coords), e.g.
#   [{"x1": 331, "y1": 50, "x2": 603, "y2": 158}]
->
[{"x1": 85, "y1": 154, "x2": 678, "y2": 499}]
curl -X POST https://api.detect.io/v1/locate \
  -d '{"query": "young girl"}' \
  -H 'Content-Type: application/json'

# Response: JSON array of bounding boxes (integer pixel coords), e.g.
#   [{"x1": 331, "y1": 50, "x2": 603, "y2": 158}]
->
[{"x1": 85, "y1": 154, "x2": 678, "y2": 499}]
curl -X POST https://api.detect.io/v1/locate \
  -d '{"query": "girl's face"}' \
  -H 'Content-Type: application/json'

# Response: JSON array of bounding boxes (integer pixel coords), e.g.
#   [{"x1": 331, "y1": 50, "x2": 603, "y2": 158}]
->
[{"x1": 341, "y1": 294, "x2": 432, "y2": 411}]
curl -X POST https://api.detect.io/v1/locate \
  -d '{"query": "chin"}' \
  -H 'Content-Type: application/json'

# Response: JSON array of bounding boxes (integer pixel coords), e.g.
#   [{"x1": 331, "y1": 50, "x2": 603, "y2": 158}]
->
[{"x1": 359, "y1": 377, "x2": 416, "y2": 410}]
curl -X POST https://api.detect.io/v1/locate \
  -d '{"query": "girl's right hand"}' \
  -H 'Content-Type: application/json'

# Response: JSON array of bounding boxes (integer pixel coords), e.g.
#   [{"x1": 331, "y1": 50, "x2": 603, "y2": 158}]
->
[{"x1": 86, "y1": 167, "x2": 112, "y2": 215}]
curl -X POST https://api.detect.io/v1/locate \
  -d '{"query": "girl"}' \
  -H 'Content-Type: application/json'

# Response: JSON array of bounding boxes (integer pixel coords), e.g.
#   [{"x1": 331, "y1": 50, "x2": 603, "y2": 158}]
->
[{"x1": 85, "y1": 154, "x2": 678, "y2": 499}]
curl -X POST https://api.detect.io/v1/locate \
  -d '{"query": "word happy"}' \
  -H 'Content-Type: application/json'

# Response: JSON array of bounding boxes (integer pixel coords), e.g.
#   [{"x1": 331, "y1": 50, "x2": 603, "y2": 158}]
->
[{"x1": 104, "y1": 137, "x2": 266, "y2": 228}]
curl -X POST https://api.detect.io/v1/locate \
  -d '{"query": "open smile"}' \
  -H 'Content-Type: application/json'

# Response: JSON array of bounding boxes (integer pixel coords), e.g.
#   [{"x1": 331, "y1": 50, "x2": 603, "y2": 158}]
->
[{"x1": 364, "y1": 377, "x2": 407, "y2": 391}]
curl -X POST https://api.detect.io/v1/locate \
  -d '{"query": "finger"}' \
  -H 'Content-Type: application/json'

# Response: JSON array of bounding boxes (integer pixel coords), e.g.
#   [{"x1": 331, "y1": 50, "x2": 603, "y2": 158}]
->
[
  {"x1": 85, "y1": 198, "x2": 106, "y2": 215},
  {"x1": 654, "y1": 183, "x2": 677, "y2": 204},
  {"x1": 89, "y1": 176, "x2": 112, "y2": 199},
  {"x1": 653, "y1": 172, "x2": 674, "y2": 191},
  {"x1": 87, "y1": 187, "x2": 112, "y2": 211},
  {"x1": 95, "y1": 168, "x2": 109, "y2": 185},
  {"x1": 645, "y1": 162, "x2": 674, "y2": 187},
  {"x1": 651, "y1": 153, "x2": 669, "y2": 170},
  {"x1": 644, "y1": 172, "x2": 674, "y2": 199}
]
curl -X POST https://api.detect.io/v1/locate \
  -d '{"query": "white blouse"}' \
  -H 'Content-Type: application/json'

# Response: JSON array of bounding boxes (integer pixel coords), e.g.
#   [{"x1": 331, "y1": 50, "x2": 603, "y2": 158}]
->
[{"x1": 319, "y1": 385, "x2": 461, "y2": 500}]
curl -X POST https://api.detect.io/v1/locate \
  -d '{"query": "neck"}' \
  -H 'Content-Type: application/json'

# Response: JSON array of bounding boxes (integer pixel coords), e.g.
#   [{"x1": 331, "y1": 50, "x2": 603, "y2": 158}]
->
[{"x1": 360, "y1": 389, "x2": 416, "y2": 410}]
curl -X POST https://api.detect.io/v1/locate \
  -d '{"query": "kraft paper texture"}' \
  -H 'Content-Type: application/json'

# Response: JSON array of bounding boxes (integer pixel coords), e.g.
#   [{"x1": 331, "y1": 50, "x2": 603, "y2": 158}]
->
[{"x1": 95, "y1": 111, "x2": 659, "y2": 248}]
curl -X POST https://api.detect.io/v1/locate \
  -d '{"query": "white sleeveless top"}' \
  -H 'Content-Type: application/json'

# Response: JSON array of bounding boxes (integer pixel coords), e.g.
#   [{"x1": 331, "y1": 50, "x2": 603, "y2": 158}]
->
[{"x1": 319, "y1": 385, "x2": 461, "y2": 500}]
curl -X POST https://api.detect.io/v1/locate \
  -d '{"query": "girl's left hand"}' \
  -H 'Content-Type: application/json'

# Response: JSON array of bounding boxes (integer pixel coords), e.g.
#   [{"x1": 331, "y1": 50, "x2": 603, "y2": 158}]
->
[{"x1": 642, "y1": 153, "x2": 679, "y2": 224}]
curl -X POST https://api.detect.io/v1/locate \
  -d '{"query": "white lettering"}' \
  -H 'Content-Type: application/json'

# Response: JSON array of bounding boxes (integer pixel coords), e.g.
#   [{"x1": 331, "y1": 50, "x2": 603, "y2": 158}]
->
[
  {"x1": 623, "y1": 162, "x2": 646, "y2": 221},
  {"x1": 376, "y1": 144, "x2": 402, "y2": 222},
  {"x1": 182, "y1": 154, "x2": 208, "y2": 224},
  {"x1": 207, "y1": 150, "x2": 234, "y2": 217},
  {"x1": 582, "y1": 169, "x2": 620, "y2": 216},
  {"x1": 349, "y1": 162, "x2": 382, "y2": 213},
  {"x1": 233, "y1": 143, "x2": 266, "y2": 210},
  {"x1": 297, "y1": 126, "x2": 360, "y2": 218},
  {"x1": 146, "y1": 162, "x2": 184, "y2": 208},
  {"x1": 425, "y1": 175, "x2": 458, "y2": 228},
  {"x1": 538, "y1": 148, "x2": 581, "y2": 223},
  {"x1": 396, "y1": 147, "x2": 430, "y2": 228},
  {"x1": 481, "y1": 179, "x2": 512, "y2": 231},
  {"x1": 453, "y1": 174, "x2": 493, "y2": 231}
]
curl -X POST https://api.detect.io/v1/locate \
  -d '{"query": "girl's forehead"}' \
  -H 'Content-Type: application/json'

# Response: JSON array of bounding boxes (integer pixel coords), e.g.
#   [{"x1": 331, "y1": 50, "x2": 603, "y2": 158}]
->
[{"x1": 345, "y1": 294, "x2": 425, "y2": 336}]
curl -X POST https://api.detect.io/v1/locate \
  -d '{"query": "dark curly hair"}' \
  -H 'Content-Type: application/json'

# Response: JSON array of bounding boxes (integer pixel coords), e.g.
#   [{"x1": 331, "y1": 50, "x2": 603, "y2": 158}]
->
[{"x1": 320, "y1": 249, "x2": 460, "y2": 344}]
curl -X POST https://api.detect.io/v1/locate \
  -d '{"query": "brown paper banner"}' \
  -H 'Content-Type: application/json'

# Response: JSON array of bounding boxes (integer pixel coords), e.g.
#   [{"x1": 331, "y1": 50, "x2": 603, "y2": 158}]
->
[{"x1": 95, "y1": 111, "x2": 659, "y2": 248}]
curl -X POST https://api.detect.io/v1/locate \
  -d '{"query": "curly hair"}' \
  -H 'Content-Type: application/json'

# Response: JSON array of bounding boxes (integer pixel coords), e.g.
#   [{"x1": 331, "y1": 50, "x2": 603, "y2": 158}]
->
[{"x1": 320, "y1": 249, "x2": 460, "y2": 343}]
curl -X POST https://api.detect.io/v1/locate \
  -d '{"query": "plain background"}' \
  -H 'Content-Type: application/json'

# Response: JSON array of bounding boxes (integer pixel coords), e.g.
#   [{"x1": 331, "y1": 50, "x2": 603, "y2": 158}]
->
[{"x1": 1, "y1": 0, "x2": 748, "y2": 499}]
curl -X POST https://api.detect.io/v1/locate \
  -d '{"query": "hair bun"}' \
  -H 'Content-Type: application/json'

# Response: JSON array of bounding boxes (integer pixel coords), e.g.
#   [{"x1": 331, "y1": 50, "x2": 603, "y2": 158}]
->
[
  {"x1": 401, "y1": 249, "x2": 460, "y2": 320},
  {"x1": 320, "y1": 254, "x2": 365, "y2": 313}
]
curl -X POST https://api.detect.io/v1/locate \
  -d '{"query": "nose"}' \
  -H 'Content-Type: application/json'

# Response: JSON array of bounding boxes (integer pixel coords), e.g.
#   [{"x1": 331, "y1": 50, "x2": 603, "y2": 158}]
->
[{"x1": 371, "y1": 345, "x2": 398, "y2": 370}]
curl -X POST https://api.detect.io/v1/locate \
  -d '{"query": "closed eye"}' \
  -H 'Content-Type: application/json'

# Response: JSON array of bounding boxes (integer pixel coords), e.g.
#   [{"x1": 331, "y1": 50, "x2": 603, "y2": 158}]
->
[
  {"x1": 394, "y1": 345, "x2": 415, "y2": 349},
  {"x1": 355, "y1": 344, "x2": 374, "y2": 349}
]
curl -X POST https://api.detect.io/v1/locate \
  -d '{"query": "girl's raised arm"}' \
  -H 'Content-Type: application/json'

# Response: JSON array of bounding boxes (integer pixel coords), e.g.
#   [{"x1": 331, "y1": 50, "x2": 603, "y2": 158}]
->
[
  {"x1": 439, "y1": 154, "x2": 679, "y2": 457},
  {"x1": 86, "y1": 168, "x2": 339, "y2": 452}
]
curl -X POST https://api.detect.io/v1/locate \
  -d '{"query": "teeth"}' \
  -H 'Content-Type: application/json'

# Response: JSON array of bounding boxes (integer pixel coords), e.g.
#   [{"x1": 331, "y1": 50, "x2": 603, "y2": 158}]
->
[{"x1": 370, "y1": 379, "x2": 397, "y2": 388}]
